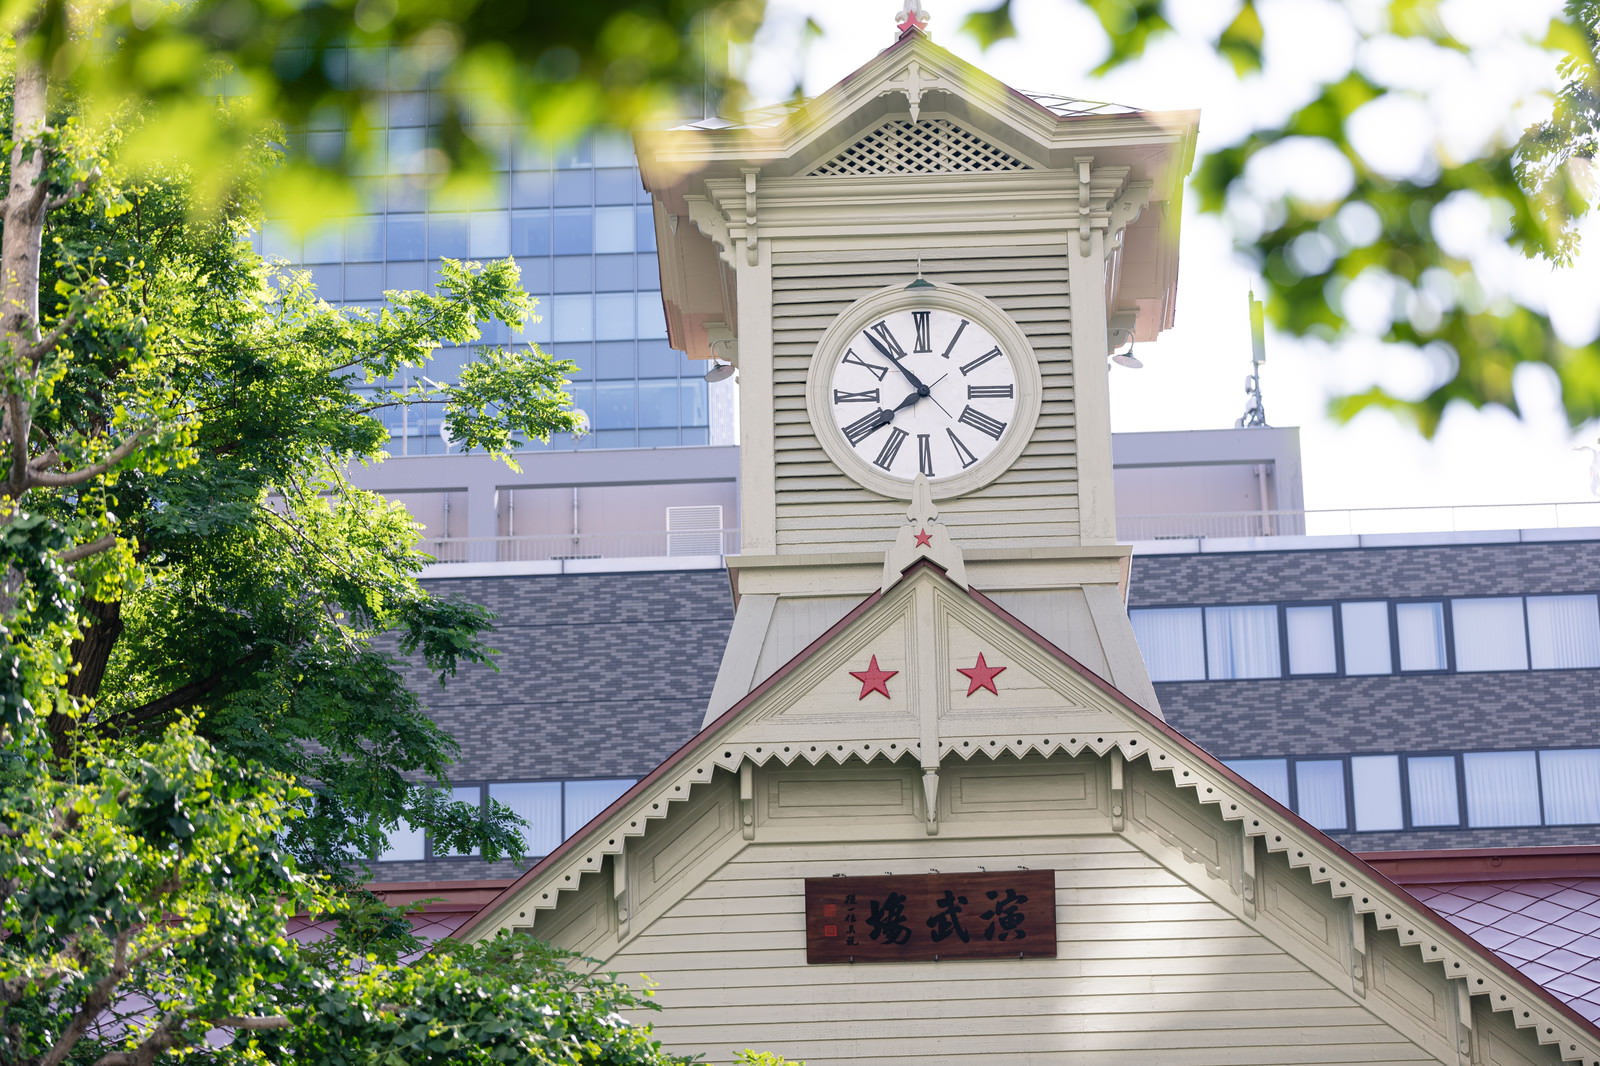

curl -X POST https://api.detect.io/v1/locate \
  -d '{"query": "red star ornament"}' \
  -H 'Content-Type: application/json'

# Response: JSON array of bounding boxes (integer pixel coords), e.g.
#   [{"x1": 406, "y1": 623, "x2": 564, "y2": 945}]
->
[
  {"x1": 913, "y1": 527, "x2": 933, "y2": 548},
  {"x1": 850, "y1": 655, "x2": 897, "y2": 700},
  {"x1": 958, "y1": 652, "x2": 1007, "y2": 696}
]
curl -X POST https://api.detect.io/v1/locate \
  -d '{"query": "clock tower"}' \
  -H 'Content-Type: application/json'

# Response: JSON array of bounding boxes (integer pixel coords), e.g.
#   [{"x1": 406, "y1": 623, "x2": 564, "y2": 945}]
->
[{"x1": 638, "y1": 24, "x2": 1198, "y2": 722}]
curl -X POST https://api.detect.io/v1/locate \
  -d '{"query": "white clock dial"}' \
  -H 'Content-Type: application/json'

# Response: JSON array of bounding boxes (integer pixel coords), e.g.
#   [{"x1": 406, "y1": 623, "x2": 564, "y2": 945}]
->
[{"x1": 824, "y1": 307, "x2": 1019, "y2": 483}]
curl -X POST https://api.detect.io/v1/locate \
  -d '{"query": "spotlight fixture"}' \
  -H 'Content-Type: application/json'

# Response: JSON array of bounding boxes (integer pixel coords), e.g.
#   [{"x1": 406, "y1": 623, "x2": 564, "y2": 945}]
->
[
  {"x1": 704, "y1": 360, "x2": 736, "y2": 383},
  {"x1": 1111, "y1": 349, "x2": 1143, "y2": 369}
]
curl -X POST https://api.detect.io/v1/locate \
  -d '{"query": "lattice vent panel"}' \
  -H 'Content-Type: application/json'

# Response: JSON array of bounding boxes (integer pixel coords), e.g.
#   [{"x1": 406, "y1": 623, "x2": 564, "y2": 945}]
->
[{"x1": 810, "y1": 119, "x2": 1031, "y2": 177}]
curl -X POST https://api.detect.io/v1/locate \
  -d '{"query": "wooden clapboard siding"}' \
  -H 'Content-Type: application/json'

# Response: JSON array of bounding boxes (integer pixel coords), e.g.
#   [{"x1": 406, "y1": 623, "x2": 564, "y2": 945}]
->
[
  {"x1": 597, "y1": 833, "x2": 1451, "y2": 1065},
  {"x1": 769, "y1": 245, "x2": 1079, "y2": 553}
]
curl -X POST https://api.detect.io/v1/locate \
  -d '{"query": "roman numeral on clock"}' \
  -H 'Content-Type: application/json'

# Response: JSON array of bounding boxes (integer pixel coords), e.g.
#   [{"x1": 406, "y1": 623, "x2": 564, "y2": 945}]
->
[
  {"x1": 874, "y1": 427, "x2": 908, "y2": 470},
  {"x1": 865, "y1": 321, "x2": 908, "y2": 359},
  {"x1": 958, "y1": 405, "x2": 1007, "y2": 440},
  {"x1": 959, "y1": 346, "x2": 1003, "y2": 376},
  {"x1": 918, "y1": 433, "x2": 934, "y2": 477},
  {"x1": 946, "y1": 428, "x2": 979, "y2": 469},
  {"x1": 939, "y1": 318, "x2": 969, "y2": 359},
  {"x1": 841, "y1": 349, "x2": 889, "y2": 381},
  {"x1": 833, "y1": 388, "x2": 880, "y2": 404},
  {"x1": 843, "y1": 409, "x2": 888, "y2": 446},
  {"x1": 912, "y1": 311, "x2": 932, "y2": 353},
  {"x1": 967, "y1": 383, "x2": 1013, "y2": 399}
]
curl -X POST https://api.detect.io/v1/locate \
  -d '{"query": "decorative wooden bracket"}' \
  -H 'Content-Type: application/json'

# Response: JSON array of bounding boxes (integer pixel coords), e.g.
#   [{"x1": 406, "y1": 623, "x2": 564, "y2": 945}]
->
[
  {"x1": 740, "y1": 760, "x2": 756, "y2": 840},
  {"x1": 742, "y1": 168, "x2": 759, "y2": 267},
  {"x1": 922, "y1": 768, "x2": 940, "y2": 835},
  {"x1": 1240, "y1": 834, "x2": 1257, "y2": 920},
  {"x1": 879, "y1": 59, "x2": 943, "y2": 123},
  {"x1": 1075, "y1": 157, "x2": 1094, "y2": 256},
  {"x1": 1348, "y1": 898, "x2": 1368, "y2": 999},
  {"x1": 613, "y1": 849, "x2": 630, "y2": 940},
  {"x1": 1108, "y1": 748, "x2": 1125, "y2": 833},
  {"x1": 685, "y1": 195, "x2": 733, "y2": 267},
  {"x1": 1454, "y1": 980, "x2": 1476, "y2": 1065}
]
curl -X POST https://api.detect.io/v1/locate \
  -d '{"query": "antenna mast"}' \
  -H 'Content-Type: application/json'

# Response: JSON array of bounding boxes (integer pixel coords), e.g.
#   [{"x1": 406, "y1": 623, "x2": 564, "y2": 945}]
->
[{"x1": 1236, "y1": 291, "x2": 1268, "y2": 429}]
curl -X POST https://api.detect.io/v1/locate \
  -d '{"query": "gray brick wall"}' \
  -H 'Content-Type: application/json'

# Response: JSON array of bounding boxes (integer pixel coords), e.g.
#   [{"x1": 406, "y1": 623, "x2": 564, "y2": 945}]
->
[
  {"x1": 1155, "y1": 671, "x2": 1600, "y2": 757},
  {"x1": 406, "y1": 570, "x2": 734, "y2": 781},
  {"x1": 1129, "y1": 539, "x2": 1600, "y2": 607},
  {"x1": 369, "y1": 568, "x2": 733, "y2": 885}
]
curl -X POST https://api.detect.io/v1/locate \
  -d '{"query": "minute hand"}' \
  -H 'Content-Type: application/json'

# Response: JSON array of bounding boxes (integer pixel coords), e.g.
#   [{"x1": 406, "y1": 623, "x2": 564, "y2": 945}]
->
[{"x1": 862, "y1": 330, "x2": 929, "y2": 395}]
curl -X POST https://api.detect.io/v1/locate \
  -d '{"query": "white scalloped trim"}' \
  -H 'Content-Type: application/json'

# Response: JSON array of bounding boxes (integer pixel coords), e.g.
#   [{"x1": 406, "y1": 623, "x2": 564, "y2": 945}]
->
[{"x1": 498, "y1": 729, "x2": 1600, "y2": 1063}]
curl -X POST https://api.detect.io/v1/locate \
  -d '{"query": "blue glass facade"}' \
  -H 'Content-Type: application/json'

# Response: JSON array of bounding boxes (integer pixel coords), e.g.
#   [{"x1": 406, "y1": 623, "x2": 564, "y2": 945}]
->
[{"x1": 262, "y1": 104, "x2": 710, "y2": 454}]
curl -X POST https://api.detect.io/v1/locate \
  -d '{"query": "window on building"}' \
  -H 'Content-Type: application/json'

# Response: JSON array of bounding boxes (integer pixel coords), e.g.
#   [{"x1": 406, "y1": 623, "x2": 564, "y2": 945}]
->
[
  {"x1": 1227, "y1": 758, "x2": 1290, "y2": 806},
  {"x1": 593, "y1": 206, "x2": 636, "y2": 254},
  {"x1": 490, "y1": 781, "x2": 561, "y2": 857},
  {"x1": 1539, "y1": 748, "x2": 1600, "y2": 825},
  {"x1": 1463, "y1": 751, "x2": 1541, "y2": 827},
  {"x1": 564, "y1": 779, "x2": 635, "y2": 836},
  {"x1": 434, "y1": 785, "x2": 484, "y2": 857},
  {"x1": 1129, "y1": 608, "x2": 1205, "y2": 682},
  {"x1": 1451, "y1": 597, "x2": 1528, "y2": 672},
  {"x1": 378, "y1": 818, "x2": 425, "y2": 863},
  {"x1": 1340, "y1": 601, "x2": 1392, "y2": 675},
  {"x1": 1295, "y1": 760, "x2": 1348, "y2": 830},
  {"x1": 1407, "y1": 755, "x2": 1460, "y2": 826},
  {"x1": 1395, "y1": 601, "x2": 1448, "y2": 671},
  {"x1": 1285, "y1": 605, "x2": 1337, "y2": 675},
  {"x1": 1528, "y1": 594, "x2": 1600, "y2": 669},
  {"x1": 1350, "y1": 755, "x2": 1404, "y2": 831},
  {"x1": 1204, "y1": 605, "x2": 1280, "y2": 679}
]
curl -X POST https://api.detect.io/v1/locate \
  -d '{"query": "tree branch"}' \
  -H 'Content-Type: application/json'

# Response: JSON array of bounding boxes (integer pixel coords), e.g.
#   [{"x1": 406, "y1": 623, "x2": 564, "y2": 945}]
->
[
  {"x1": 40, "y1": 927, "x2": 133, "y2": 1066},
  {"x1": 30, "y1": 431, "x2": 143, "y2": 488},
  {"x1": 46, "y1": 166, "x2": 101, "y2": 212},
  {"x1": 213, "y1": 1015, "x2": 292, "y2": 1030},
  {"x1": 59, "y1": 535, "x2": 116, "y2": 564}
]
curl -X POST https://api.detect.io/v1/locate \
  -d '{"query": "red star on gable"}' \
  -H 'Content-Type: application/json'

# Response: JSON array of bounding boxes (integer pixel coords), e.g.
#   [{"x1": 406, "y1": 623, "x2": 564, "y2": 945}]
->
[
  {"x1": 914, "y1": 527, "x2": 933, "y2": 548},
  {"x1": 849, "y1": 655, "x2": 897, "y2": 700},
  {"x1": 957, "y1": 652, "x2": 1006, "y2": 696}
]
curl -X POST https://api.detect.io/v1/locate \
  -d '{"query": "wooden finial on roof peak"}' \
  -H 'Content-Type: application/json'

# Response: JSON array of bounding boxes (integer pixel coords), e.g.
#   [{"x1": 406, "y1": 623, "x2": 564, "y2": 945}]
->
[{"x1": 895, "y1": 0, "x2": 930, "y2": 37}]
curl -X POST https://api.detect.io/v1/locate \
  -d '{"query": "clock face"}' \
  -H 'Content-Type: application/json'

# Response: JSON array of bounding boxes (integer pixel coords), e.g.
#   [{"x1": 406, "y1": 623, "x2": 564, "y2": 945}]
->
[{"x1": 823, "y1": 306, "x2": 1019, "y2": 484}]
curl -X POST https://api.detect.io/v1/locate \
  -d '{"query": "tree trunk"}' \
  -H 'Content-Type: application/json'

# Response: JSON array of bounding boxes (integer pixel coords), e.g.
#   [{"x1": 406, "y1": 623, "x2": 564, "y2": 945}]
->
[
  {"x1": 67, "y1": 596, "x2": 123, "y2": 700},
  {"x1": 1, "y1": 39, "x2": 48, "y2": 502}
]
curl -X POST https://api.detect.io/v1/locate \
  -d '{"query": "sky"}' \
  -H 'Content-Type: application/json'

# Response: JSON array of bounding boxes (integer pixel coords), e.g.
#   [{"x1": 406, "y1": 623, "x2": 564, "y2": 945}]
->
[{"x1": 741, "y1": 0, "x2": 1600, "y2": 521}]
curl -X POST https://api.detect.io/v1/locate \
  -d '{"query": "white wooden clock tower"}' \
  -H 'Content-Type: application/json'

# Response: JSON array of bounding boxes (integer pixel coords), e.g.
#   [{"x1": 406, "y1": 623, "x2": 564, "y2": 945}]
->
[
  {"x1": 638, "y1": 20, "x2": 1196, "y2": 723},
  {"x1": 455, "y1": 20, "x2": 1600, "y2": 1066}
]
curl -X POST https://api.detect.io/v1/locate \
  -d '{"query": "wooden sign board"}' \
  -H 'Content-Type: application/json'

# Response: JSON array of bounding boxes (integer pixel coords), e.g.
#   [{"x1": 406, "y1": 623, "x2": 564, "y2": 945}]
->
[{"x1": 804, "y1": 870, "x2": 1055, "y2": 963}]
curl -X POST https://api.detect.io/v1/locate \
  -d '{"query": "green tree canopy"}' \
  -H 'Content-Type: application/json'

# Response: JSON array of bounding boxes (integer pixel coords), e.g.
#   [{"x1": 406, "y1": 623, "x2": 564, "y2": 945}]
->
[{"x1": 0, "y1": 717, "x2": 694, "y2": 1066}]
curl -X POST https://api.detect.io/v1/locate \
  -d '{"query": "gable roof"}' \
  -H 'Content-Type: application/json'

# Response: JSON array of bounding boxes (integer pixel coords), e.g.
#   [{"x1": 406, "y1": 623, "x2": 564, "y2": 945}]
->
[{"x1": 454, "y1": 559, "x2": 1600, "y2": 1061}]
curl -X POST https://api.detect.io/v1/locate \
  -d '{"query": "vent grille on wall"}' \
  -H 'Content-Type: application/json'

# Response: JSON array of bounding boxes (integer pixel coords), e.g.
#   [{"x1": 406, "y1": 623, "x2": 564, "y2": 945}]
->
[
  {"x1": 666, "y1": 505, "x2": 725, "y2": 556},
  {"x1": 810, "y1": 119, "x2": 1031, "y2": 177}
]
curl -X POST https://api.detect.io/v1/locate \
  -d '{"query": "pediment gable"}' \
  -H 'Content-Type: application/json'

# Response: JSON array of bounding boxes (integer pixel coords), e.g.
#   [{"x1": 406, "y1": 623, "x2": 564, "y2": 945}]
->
[{"x1": 457, "y1": 562, "x2": 1600, "y2": 1062}]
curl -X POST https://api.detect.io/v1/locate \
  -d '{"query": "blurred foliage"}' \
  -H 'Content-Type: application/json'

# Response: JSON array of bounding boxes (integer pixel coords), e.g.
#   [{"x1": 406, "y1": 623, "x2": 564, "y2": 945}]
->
[
  {"x1": 1, "y1": 91, "x2": 580, "y2": 879},
  {"x1": 0, "y1": 716, "x2": 693, "y2": 1065},
  {"x1": 1, "y1": 0, "x2": 765, "y2": 226},
  {"x1": 961, "y1": 0, "x2": 1600, "y2": 435}
]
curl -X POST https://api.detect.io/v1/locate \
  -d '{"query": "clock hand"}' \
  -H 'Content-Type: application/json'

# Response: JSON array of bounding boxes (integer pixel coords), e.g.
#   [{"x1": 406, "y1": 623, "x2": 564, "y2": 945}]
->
[
  {"x1": 861, "y1": 329, "x2": 930, "y2": 395},
  {"x1": 921, "y1": 372, "x2": 952, "y2": 418}
]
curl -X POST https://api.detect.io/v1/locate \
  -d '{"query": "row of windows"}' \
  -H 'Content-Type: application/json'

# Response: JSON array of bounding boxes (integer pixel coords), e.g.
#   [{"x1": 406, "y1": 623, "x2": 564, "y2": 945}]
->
[
  {"x1": 1130, "y1": 594, "x2": 1600, "y2": 681},
  {"x1": 366, "y1": 377, "x2": 709, "y2": 441},
  {"x1": 408, "y1": 340, "x2": 696, "y2": 384},
  {"x1": 1226, "y1": 748, "x2": 1600, "y2": 833},
  {"x1": 264, "y1": 205, "x2": 657, "y2": 266},
  {"x1": 380, "y1": 778, "x2": 636, "y2": 863},
  {"x1": 307, "y1": 255, "x2": 662, "y2": 310}
]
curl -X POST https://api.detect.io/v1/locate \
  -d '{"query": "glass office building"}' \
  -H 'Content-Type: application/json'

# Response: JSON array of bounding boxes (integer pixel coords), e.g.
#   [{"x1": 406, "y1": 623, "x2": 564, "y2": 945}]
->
[{"x1": 259, "y1": 102, "x2": 715, "y2": 454}]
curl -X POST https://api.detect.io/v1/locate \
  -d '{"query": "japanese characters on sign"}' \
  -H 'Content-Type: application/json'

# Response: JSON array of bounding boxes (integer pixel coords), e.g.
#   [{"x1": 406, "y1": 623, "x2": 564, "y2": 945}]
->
[{"x1": 803, "y1": 870, "x2": 1056, "y2": 963}]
